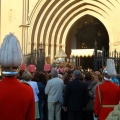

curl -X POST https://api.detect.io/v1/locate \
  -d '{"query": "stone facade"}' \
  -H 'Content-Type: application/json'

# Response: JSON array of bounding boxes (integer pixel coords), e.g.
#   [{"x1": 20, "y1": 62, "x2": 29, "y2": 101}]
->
[{"x1": 0, "y1": 0, "x2": 120, "y2": 61}]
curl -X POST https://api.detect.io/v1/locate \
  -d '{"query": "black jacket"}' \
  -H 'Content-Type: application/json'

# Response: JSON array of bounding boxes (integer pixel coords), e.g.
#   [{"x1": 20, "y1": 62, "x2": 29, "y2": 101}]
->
[{"x1": 63, "y1": 79, "x2": 89, "y2": 111}]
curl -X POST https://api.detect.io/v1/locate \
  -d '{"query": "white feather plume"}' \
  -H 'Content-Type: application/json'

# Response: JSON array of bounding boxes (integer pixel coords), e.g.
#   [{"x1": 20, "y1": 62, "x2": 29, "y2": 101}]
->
[
  {"x1": 106, "y1": 59, "x2": 116, "y2": 76},
  {"x1": 0, "y1": 33, "x2": 23, "y2": 68}
]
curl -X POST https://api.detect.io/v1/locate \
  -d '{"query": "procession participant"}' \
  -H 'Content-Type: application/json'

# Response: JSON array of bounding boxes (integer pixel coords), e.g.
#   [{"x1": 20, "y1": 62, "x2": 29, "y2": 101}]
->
[
  {"x1": 94, "y1": 59, "x2": 120, "y2": 120},
  {"x1": 0, "y1": 33, "x2": 35, "y2": 120}
]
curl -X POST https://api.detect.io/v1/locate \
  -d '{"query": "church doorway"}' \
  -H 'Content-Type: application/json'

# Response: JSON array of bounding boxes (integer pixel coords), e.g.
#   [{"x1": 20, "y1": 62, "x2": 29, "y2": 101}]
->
[{"x1": 66, "y1": 15, "x2": 109, "y2": 70}]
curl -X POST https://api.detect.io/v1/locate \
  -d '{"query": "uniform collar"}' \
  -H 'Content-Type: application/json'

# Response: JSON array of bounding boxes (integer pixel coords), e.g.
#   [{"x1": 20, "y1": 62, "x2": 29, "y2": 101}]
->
[
  {"x1": 104, "y1": 77, "x2": 111, "y2": 82},
  {"x1": 2, "y1": 77, "x2": 19, "y2": 83}
]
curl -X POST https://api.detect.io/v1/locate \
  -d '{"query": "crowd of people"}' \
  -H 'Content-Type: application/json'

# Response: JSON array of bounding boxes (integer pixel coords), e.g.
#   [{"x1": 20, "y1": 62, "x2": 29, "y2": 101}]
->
[
  {"x1": 15, "y1": 60, "x2": 120, "y2": 120},
  {"x1": 1, "y1": 61, "x2": 120, "y2": 120}
]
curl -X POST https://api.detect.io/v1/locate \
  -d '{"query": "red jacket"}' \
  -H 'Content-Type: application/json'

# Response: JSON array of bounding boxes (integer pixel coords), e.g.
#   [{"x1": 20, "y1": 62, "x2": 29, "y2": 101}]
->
[
  {"x1": 94, "y1": 81, "x2": 120, "y2": 120},
  {"x1": 0, "y1": 77, "x2": 35, "y2": 120}
]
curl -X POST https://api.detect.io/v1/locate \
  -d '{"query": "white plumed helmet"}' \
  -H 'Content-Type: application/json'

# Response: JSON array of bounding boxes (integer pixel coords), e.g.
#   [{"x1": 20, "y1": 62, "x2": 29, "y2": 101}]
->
[
  {"x1": 106, "y1": 59, "x2": 116, "y2": 77},
  {"x1": 0, "y1": 33, "x2": 23, "y2": 76}
]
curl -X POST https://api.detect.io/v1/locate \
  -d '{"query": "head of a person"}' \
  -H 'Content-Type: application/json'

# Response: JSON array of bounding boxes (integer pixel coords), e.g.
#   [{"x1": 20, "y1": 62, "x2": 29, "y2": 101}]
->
[
  {"x1": 22, "y1": 71, "x2": 32, "y2": 81},
  {"x1": 66, "y1": 70, "x2": 72, "y2": 77},
  {"x1": 47, "y1": 73, "x2": 52, "y2": 80},
  {"x1": 72, "y1": 70, "x2": 81, "y2": 79},
  {"x1": 51, "y1": 69, "x2": 58, "y2": 78},
  {"x1": 93, "y1": 75, "x2": 99, "y2": 83},
  {"x1": 17, "y1": 70, "x2": 25, "y2": 80},
  {"x1": 84, "y1": 72, "x2": 92, "y2": 81},
  {"x1": 102, "y1": 69, "x2": 108, "y2": 78},
  {"x1": 31, "y1": 71, "x2": 39, "y2": 81},
  {"x1": 33, "y1": 72, "x2": 47, "y2": 85},
  {"x1": 63, "y1": 74, "x2": 71, "y2": 85},
  {"x1": 94, "y1": 71, "x2": 101, "y2": 76}
]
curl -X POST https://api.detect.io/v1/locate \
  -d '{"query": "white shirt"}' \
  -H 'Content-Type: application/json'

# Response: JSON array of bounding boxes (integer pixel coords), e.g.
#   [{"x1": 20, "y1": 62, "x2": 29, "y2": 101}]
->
[{"x1": 27, "y1": 81, "x2": 39, "y2": 102}]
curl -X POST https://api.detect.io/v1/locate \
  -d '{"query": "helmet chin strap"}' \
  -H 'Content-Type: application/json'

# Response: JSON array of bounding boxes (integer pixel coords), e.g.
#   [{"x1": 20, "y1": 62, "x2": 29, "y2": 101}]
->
[{"x1": 104, "y1": 77, "x2": 111, "y2": 82}]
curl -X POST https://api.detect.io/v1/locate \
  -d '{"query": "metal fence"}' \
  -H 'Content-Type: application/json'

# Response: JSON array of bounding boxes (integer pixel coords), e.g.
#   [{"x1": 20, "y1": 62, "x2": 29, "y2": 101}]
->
[
  {"x1": 94, "y1": 46, "x2": 120, "y2": 74},
  {"x1": 23, "y1": 49, "x2": 45, "y2": 72}
]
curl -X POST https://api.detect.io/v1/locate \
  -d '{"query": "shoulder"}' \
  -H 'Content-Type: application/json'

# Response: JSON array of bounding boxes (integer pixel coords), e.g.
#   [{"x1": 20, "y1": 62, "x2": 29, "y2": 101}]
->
[
  {"x1": 21, "y1": 82, "x2": 33, "y2": 91},
  {"x1": 17, "y1": 81, "x2": 34, "y2": 96},
  {"x1": 37, "y1": 81, "x2": 43, "y2": 85},
  {"x1": 81, "y1": 81, "x2": 89, "y2": 89},
  {"x1": 112, "y1": 76, "x2": 119, "y2": 81},
  {"x1": 58, "y1": 77, "x2": 64, "y2": 82},
  {"x1": 28, "y1": 81, "x2": 37, "y2": 85},
  {"x1": 47, "y1": 79, "x2": 52, "y2": 83},
  {"x1": 66, "y1": 79, "x2": 79, "y2": 86},
  {"x1": 37, "y1": 82, "x2": 45, "y2": 88},
  {"x1": 99, "y1": 81, "x2": 119, "y2": 90},
  {"x1": 22, "y1": 82, "x2": 31, "y2": 87}
]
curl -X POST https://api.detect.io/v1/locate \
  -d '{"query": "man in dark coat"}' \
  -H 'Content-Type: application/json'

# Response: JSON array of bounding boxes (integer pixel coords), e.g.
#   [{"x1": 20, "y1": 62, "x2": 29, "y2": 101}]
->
[{"x1": 63, "y1": 70, "x2": 88, "y2": 120}]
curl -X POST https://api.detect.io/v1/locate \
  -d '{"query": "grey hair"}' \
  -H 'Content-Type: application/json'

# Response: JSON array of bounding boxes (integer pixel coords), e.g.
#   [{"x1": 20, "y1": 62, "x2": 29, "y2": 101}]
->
[
  {"x1": 51, "y1": 70, "x2": 58, "y2": 77},
  {"x1": 22, "y1": 71, "x2": 32, "y2": 81},
  {"x1": 73, "y1": 70, "x2": 81, "y2": 79}
]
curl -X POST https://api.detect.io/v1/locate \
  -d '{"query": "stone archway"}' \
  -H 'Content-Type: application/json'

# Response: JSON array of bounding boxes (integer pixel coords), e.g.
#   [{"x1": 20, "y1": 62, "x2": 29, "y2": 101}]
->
[
  {"x1": 66, "y1": 15, "x2": 109, "y2": 56},
  {"x1": 27, "y1": 0, "x2": 120, "y2": 62},
  {"x1": 65, "y1": 15, "x2": 109, "y2": 69}
]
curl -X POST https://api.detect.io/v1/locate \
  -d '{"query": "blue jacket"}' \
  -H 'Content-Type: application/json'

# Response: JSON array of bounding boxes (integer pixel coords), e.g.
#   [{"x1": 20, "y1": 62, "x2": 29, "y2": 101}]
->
[
  {"x1": 37, "y1": 82, "x2": 45, "y2": 101},
  {"x1": 112, "y1": 76, "x2": 120, "y2": 87}
]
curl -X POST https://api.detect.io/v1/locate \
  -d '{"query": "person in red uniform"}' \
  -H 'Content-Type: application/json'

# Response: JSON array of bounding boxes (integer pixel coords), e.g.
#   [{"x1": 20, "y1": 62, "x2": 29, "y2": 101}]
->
[
  {"x1": 0, "y1": 34, "x2": 35, "y2": 120},
  {"x1": 94, "y1": 59, "x2": 120, "y2": 120}
]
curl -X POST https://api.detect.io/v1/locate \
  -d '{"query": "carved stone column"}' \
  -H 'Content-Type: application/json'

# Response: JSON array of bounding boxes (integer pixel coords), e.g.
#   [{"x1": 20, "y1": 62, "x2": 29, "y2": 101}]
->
[
  {"x1": 19, "y1": 0, "x2": 29, "y2": 55},
  {"x1": 45, "y1": 42, "x2": 49, "y2": 57},
  {"x1": 50, "y1": 43, "x2": 55, "y2": 61}
]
